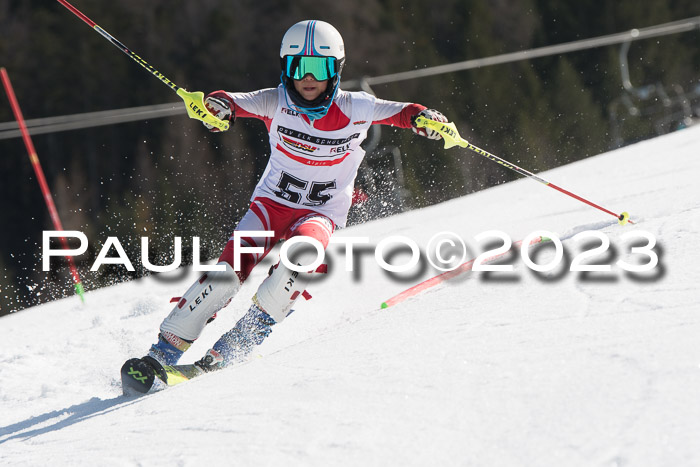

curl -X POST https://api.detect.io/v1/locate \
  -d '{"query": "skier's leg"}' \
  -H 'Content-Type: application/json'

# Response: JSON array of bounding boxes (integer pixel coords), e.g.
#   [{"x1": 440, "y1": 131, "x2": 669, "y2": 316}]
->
[
  {"x1": 199, "y1": 213, "x2": 334, "y2": 370},
  {"x1": 148, "y1": 262, "x2": 241, "y2": 365},
  {"x1": 148, "y1": 206, "x2": 279, "y2": 365}
]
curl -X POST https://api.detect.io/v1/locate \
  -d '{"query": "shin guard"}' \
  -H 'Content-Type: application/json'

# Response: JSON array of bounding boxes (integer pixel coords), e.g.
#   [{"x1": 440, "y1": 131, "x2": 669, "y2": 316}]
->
[
  {"x1": 253, "y1": 241, "x2": 323, "y2": 323},
  {"x1": 159, "y1": 262, "x2": 241, "y2": 341}
]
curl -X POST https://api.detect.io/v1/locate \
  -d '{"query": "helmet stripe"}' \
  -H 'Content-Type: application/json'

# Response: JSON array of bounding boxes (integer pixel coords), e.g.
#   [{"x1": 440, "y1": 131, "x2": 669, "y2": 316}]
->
[
  {"x1": 303, "y1": 21, "x2": 311, "y2": 55},
  {"x1": 310, "y1": 20, "x2": 317, "y2": 55},
  {"x1": 302, "y1": 22, "x2": 308, "y2": 54},
  {"x1": 309, "y1": 21, "x2": 315, "y2": 55},
  {"x1": 297, "y1": 20, "x2": 323, "y2": 56}
]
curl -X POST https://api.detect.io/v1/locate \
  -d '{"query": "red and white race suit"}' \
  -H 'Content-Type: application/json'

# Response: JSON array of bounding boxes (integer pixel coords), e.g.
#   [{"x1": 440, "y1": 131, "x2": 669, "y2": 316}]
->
[{"x1": 210, "y1": 85, "x2": 425, "y2": 281}]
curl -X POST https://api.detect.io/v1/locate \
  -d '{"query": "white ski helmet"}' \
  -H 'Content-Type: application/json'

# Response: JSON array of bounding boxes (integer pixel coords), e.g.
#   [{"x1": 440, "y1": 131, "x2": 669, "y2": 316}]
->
[{"x1": 279, "y1": 20, "x2": 346, "y2": 119}]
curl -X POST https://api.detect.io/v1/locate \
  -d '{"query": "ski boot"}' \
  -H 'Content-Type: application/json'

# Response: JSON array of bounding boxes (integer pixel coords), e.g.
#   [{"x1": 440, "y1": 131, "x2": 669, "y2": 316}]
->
[
  {"x1": 211, "y1": 302, "x2": 276, "y2": 365},
  {"x1": 121, "y1": 331, "x2": 192, "y2": 395},
  {"x1": 120, "y1": 355, "x2": 167, "y2": 395},
  {"x1": 194, "y1": 349, "x2": 225, "y2": 373},
  {"x1": 190, "y1": 302, "x2": 276, "y2": 375}
]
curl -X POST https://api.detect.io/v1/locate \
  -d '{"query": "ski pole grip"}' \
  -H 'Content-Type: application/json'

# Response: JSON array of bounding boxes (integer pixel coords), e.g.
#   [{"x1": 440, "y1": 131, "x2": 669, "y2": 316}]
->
[
  {"x1": 414, "y1": 116, "x2": 468, "y2": 149},
  {"x1": 177, "y1": 89, "x2": 230, "y2": 131}
]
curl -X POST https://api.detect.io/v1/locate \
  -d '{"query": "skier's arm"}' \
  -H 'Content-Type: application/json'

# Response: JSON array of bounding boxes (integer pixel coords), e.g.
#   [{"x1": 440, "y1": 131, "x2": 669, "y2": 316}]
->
[
  {"x1": 371, "y1": 98, "x2": 425, "y2": 128},
  {"x1": 203, "y1": 89, "x2": 278, "y2": 131},
  {"x1": 371, "y1": 98, "x2": 447, "y2": 140}
]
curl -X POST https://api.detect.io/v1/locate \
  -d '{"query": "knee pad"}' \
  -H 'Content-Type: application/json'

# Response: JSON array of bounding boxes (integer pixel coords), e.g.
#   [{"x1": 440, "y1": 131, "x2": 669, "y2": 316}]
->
[
  {"x1": 253, "y1": 241, "x2": 323, "y2": 323},
  {"x1": 160, "y1": 262, "x2": 242, "y2": 341}
]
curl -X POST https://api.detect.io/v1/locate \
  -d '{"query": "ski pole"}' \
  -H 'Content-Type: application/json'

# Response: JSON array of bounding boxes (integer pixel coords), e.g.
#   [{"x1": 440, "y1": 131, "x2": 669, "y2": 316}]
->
[
  {"x1": 55, "y1": 0, "x2": 229, "y2": 131},
  {"x1": 415, "y1": 116, "x2": 633, "y2": 225},
  {"x1": 1, "y1": 67, "x2": 86, "y2": 302}
]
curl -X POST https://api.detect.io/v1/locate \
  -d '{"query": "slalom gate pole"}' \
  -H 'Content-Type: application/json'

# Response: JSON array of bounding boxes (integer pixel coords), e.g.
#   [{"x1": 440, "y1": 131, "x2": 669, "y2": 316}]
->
[
  {"x1": 381, "y1": 235, "x2": 549, "y2": 309},
  {"x1": 415, "y1": 116, "x2": 633, "y2": 225},
  {"x1": 1, "y1": 67, "x2": 85, "y2": 303},
  {"x1": 55, "y1": 0, "x2": 229, "y2": 131}
]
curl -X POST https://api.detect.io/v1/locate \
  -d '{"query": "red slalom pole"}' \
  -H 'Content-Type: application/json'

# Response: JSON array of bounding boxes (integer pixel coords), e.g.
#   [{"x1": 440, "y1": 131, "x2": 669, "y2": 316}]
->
[
  {"x1": 1, "y1": 67, "x2": 85, "y2": 302},
  {"x1": 380, "y1": 235, "x2": 549, "y2": 309}
]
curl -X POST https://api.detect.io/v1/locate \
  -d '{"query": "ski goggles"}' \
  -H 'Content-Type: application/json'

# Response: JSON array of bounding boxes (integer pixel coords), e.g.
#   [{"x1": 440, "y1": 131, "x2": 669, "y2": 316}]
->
[{"x1": 284, "y1": 55, "x2": 338, "y2": 81}]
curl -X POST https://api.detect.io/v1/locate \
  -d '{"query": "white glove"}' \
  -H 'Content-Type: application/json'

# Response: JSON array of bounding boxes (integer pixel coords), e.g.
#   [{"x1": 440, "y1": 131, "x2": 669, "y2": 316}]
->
[
  {"x1": 411, "y1": 109, "x2": 448, "y2": 140},
  {"x1": 203, "y1": 95, "x2": 233, "y2": 132}
]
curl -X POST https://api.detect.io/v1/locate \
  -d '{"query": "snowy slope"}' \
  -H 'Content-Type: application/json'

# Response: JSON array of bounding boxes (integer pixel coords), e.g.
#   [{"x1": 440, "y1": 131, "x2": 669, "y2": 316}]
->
[{"x1": 1, "y1": 126, "x2": 700, "y2": 466}]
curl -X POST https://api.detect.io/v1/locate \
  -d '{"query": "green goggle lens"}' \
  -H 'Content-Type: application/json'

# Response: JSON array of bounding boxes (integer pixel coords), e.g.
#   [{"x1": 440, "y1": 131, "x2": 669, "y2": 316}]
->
[{"x1": 285, "y1": 56, "x2": 336, "y2": 81}]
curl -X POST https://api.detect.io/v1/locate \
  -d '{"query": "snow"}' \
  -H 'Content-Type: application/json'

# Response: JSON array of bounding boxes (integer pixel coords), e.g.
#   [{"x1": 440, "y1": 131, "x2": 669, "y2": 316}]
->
[{"x1": 2, "y1": 125, "x2": 700, "y2": 466}]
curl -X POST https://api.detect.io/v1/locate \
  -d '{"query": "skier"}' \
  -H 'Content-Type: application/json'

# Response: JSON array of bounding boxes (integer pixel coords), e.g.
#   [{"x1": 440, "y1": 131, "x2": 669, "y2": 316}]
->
[{"x1": 126, "y1": 20, "x2": 448, "y2": 385}]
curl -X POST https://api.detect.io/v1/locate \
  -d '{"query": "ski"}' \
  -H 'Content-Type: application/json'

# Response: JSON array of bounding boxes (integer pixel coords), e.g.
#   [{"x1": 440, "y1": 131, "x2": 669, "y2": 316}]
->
[
  {"x1": 120, "y1": 356, "x2": 204, "y2": 395},
  {"x1": 161, "y1": 363, "x2": 203, "y2": 385}
]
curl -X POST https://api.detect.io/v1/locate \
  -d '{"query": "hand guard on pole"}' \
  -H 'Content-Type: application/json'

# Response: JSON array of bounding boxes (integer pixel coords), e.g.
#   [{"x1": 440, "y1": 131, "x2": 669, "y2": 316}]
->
[
  {"x1": 203, "y1": 95, "x2": 234, "y2": 132},
  {"x1": 411, "y1": 109, "x2": 448, "y2": 140}
]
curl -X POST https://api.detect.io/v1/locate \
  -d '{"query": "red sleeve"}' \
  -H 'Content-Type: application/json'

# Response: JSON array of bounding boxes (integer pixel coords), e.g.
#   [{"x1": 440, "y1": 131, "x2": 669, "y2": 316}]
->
[{"x1": 372, "y1": 103, "x2": 426, "y2": 128}]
